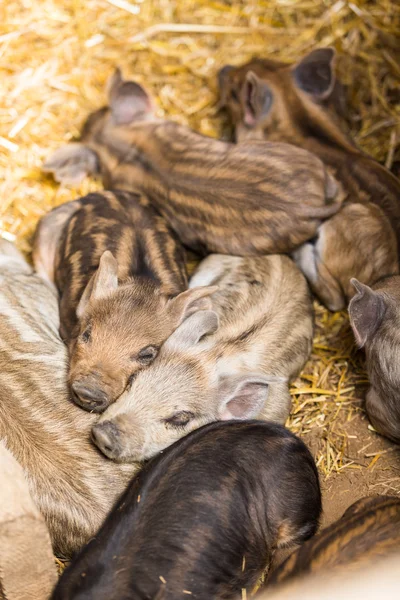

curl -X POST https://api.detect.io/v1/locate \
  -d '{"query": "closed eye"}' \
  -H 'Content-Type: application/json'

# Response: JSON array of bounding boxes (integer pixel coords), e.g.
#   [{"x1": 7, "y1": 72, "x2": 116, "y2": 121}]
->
[
  {"x1": 164, "y1": 411, "x2": 196, "y2": 428},
  {"x1": 136, "y1": 345, "x2": 159, "y2": 365},
  {"x1": 126, "y1": 373, "x2": 136, "y2": 388},
  {"x1": 81, "y1": 325, "x2": 91, "y2": 343}
]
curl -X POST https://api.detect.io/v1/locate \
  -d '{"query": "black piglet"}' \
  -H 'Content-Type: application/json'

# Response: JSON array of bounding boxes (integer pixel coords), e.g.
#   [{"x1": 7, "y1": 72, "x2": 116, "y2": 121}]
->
[{"x1": 52, "y1": 421, "x2": 321, "y2": 600}]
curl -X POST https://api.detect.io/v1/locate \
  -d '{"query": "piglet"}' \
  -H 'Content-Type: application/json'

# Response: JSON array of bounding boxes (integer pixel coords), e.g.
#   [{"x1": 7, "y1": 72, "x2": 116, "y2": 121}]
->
[
  {"x1": 349, "y1": 276, "x2": 400, "y2": 443},
  {"x1": 218, "y1": 48, "x2": 400, "y2": 310},
  {"x1": 0, "y1": 441, "x2": 57, "y2": 600},
  {"x1": 92, "y1": 253, "x2": 314, "y2": 462},
  {"x1": 268, "y1": 495, "x2": 400, "y2": 587},
  {"x1": 52, "y1": 420, "x2": 321, "y2": 600},
  {"x1": 33, "y1": 190, "x2": 216, "y2": 412},
  {"x1": 0, "y1": 239, "x2": 137, "y2": 557},
  {"x1": 42, "y1": 69, "x2": 342, "y2": 258}
]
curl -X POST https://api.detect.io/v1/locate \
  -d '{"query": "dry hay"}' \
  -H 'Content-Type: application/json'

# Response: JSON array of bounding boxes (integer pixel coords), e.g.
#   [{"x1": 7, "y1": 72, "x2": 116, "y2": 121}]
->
[{"x1": 0, "y1": 0, "x2": 399, "y2": 495}]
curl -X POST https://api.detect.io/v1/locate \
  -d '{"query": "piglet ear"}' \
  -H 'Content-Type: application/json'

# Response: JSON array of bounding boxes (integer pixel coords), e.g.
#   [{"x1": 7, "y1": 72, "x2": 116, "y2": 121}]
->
[
  {"x1": 107, "y1": 68, "x2": 153, "y2": 125},
  {"x1": 293, "y1": 47, "x2": 336, "y2": 100},
  {"x1": 42, "y1": 143, "x2": 99, "y2": 185},
  {"x1": 348, "y1": 278, "x2": 387, "y2": 348},
  {"x1": 165, "y1": 310, "x2": 219, "y2": 350},
  {"x1": 218, "y1": 374, "x2": 283, "y2": 420},
  {"x1": 167, "y1": 286, "x2": 218, "y2": 325},
  {"x1": 242, "y1": 71, "x2": 273, "y2": 127},
  {"x1": 77, "y1": 251, "x2": 119, "y2": 317}
]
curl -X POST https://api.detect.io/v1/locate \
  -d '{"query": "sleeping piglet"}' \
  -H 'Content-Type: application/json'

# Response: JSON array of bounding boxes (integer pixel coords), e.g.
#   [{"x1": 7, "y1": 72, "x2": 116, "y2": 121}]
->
[
  {"x1": 348, "y1": 276, "x2": 400, "y2": 443},
  {"x1": 217, "y1": 48, "x2": 400, "y2": 310},
  {"x1": 33, "y1": 190, "x2": 216, "y2": 412},
  {"x1": 51, "y1": 420, "x2": 322, "y2": 600},
  {"x1": 92, "y1": 253, "x2": 313, "y2": 462},
  {"x1": 42, "y1": 69, "x2": 343, "y2": 257},
  {"x1": 268, "y1": 495, "x2": 400, "y2": 587},
  {"x1": 0, "y1": 239, "x2": 137, "y2": 557}
]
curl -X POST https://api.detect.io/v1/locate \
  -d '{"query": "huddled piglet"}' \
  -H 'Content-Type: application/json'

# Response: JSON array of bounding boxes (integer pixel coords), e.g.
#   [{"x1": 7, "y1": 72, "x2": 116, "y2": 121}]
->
[
  {"x1": 33, "y1": 190, "x2": 217, "y2": 412},
  {"x1": 0, "y1": 440, "x2": 57, "y2": 600},
  {"x1": 52, "y1": 420, "x2": 322, "y2": 600},
  {"x1": 0, "y1": 239, "x2": 137, "y2": 557},
  {"x1": 349, "y1": 276, "x2": 400, "y2": 443},
  {"x1": 43, "y1": 69, "x2": 342, "y2": 258},
  {"x1": 218, "y1": 48, "x2": 400, "y2": 310},
  {"x1": 254, "y1": 552, "x2": 400, "y2": 600},
  {"x1": 268, "y1": 495, "x2": 400, "y2": 587},
  {"x1": 92, "y1": 253, "x2": 314, "y2": 462}
]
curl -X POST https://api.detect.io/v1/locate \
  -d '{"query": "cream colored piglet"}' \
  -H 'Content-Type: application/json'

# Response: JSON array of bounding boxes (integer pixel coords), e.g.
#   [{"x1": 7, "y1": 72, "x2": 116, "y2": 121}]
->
[
  {"x1": 0, "y1": 239, "x2": 137, "y2": 557},
  {"x1": 92, "y1": 254, "x2": 314, "y2": 462},
  {"x1": 0, "y1": 441, "x2": 57, "y2": 600}
]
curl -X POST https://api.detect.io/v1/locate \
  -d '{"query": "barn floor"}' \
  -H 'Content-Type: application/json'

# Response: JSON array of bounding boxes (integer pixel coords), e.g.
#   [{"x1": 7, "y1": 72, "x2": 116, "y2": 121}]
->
[{"x1": 1, "y1": 0, "x2": 400, "y2": 563}]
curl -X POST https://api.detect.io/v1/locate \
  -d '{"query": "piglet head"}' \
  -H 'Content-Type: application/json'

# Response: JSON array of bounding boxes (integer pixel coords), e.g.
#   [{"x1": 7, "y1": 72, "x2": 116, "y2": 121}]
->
[
  {"x1": 69, "y1": 250, "x2": 217, "y2": 413},
  {"x1": 42, "y1": 68, "x2": 156, "y2": 186}
]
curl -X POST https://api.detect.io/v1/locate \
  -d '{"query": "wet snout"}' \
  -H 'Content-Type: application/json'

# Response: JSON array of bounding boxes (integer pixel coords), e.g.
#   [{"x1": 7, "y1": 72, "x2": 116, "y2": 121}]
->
[
  {"x1": 92, "y1": 421, "x2": 122, "y2": 460},
  {"x1": 71, "y1": 380, "x2": 110, "y2": 413}
]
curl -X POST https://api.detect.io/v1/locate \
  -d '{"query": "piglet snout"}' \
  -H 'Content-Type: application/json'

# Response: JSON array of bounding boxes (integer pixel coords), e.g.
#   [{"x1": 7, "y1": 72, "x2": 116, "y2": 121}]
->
[
  {"x1": 71, "y1": 381, "x2": 109, "y2": 413},
  {"x1": 92, "y1": 421, "x2": 121, "y2": 459}
]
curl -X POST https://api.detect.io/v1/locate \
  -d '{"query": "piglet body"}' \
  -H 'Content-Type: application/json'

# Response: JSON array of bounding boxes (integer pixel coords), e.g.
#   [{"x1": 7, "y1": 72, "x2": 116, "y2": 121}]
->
[
  {"x1": 0, "y1": 240, "x2": 137, "y2": 557},
  {"x1": 268, "y1": 495, "x2": 400, "y2": 587},
  {"x1": 218, "y1": 49, "x2": 400, "y2": 310},
  {"x1": 0, "y1": 441, "x2": 57, "y2": 600},
  {"x1": 43, "y1": 70, "x2": 342, "y2": 257},
  {"x1": 52, "y1": 420, "x2": 322, "y2": 600}
]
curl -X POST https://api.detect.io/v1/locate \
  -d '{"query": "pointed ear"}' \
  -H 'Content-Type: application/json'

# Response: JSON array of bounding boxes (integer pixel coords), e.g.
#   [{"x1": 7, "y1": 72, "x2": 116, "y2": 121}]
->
[
  {"x1": 167, "y1": 286, "x2": 218, "y2": 325},
  {"x1": 76, "y1": 251, "x2": 118, "y2": 318},
  {"x1": 293, "y1": 47, "x2": 336, "y2": 99},
  {"x1": 348, "y1": 278, "x2": 387, "y2": 348},
  {"x1": 217, "y1": 374, "x2": 285, "y2": 420},
  {"x1": 242, "y1": 71, "x2": 273, "y2": 127},
  {"x1": 107, "y1": 68, "x2": 153, "y2": 125},
  {"x1": 165, "y1": 310, "x2": 219, "y2": 351},
  {"x1": 42, "y1": 143, "x2": 99, "y2": 185}
]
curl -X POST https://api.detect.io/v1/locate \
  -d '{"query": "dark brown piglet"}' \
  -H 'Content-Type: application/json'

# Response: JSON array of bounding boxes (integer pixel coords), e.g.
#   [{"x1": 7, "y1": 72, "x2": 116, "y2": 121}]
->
[
  {"x1": 268, "y1": 495, "x2": 400, "y2": 587},
  {"x1": 51, "y1": 421, "x2": 321, "y2": 600},
  {"x1": 33, "y1": 190, "x2": 216, "y2": 412},
  {"x1": 218, "y1": 48, "x2": 400, "y2": 310},
  {"x1": 349, "y1": 276, "x2": 400, "y2": 443},
  {"x1": 43, "y1": 69, "x2": 342, "y2": 258}
]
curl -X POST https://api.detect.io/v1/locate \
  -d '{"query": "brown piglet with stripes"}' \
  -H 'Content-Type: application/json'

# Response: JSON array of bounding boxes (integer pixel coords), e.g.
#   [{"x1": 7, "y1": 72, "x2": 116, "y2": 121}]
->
[
  {"x1": 268, "y1": 495, "x2": 400, "y2": 587},
  {"x1": 33, "y1": 190, "x2": 216, "y2": 412},
  {"x1": 42, "y1": 69, "x2": 343, "y2": 258},
  {"x1": 218, "y1": 48, "x2": 400, "y2": 310}
]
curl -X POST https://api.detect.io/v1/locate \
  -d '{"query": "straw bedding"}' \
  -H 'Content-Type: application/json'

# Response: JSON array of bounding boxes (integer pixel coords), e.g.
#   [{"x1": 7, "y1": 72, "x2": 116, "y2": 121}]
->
[{"x1": 0, "y1": 0, "x2": 399, "y2": 527}]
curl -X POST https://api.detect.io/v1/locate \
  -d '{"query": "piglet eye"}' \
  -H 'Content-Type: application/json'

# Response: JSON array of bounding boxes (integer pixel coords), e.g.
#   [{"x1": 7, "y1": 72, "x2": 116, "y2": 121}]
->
[
  {"x1": 164, "y1": 411, "x2": 196, "y2": 428},
  {"x1": 81, "y1": 327, "x2": 91, "y2": 343},
  {"x1": 137, "y1": 345, "x2": 159, "y2": 365},
  {"x1": 127, "y1": 373, "x2": 136, "y2": 388}
]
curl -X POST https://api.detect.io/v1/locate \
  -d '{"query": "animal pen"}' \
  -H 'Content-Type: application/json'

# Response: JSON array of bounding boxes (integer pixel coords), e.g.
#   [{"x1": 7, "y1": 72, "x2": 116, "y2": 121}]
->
[{"x1": 0, "y1": 0, "x2": 399, "y2": 575}]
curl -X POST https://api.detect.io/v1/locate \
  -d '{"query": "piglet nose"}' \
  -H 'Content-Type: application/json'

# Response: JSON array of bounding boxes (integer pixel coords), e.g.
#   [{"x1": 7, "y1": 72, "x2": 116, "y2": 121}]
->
[
  {"x1": 92, "y1": 421, "x2": 121, "y2": 459},
  {"x1": 71, "y1": 382, "x2": 109, "y2": 413}
]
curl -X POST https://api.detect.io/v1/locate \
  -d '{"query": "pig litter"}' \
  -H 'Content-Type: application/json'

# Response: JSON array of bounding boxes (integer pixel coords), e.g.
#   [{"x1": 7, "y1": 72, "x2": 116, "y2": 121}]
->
[{"x1": 0, "y1": 0, "x2": 399, "y2": 571}]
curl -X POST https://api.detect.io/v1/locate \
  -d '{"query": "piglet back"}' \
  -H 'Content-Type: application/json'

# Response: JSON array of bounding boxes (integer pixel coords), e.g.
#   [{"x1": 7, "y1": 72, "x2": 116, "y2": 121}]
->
[
  {"x1": 52, "y1": 421, "x2": 321, "y2": 600},
  {"x1": 0, "y1": 441, "x2": 57, "y2": 600},
  {"x1": 268, "y1": 495, "x2": 400, "y2": 586}
]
